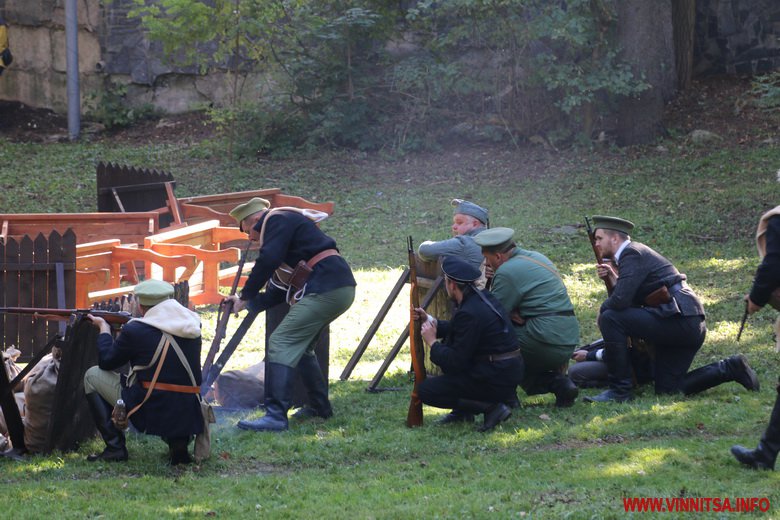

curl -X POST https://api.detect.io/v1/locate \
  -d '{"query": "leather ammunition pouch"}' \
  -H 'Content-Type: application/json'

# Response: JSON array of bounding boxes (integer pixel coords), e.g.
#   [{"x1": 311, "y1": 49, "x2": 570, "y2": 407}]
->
[
  {"x1": 643, "y1": 285, "x2": 672, "y2": 307},
  {"x1": 269, "y1": 249, "x2": 339, "y2": 304}
]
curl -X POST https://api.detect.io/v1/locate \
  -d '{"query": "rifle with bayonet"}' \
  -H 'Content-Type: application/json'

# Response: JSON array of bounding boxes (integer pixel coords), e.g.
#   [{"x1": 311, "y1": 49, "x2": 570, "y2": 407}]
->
[
  {"x1": 406, "y1": 236, "x2": 425, "y2": 427},
  {"x1": 736, "y1": 300, "x2": 749, "y2": 341},
  {"x1": 201, "y1": 241, "x2": 252, "y2": 381}
]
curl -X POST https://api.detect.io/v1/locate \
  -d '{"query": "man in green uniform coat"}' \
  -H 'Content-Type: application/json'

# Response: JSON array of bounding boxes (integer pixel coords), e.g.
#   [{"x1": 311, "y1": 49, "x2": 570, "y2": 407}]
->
[{"x1": 474, "y1": 227, "x2": 580, "y2": 407}]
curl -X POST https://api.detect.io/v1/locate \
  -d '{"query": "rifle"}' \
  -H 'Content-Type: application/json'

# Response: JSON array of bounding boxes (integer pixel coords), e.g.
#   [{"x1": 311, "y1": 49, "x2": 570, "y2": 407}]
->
[
  {"x1": 585, "y1": 216, "x2": 615, "y2": 293},
  {"x1": 736, "y1": 300, "x2": 749, "y2": 341},
  {"x1": 406, "y1": 236, "x2": 426, "y2": 427},
  {"x1": 0, "y1": 307, "x2": 131, "y2": 329},
  {"x1": 201, "y1": 241, "x2": 252, "y2": 380},
  {"x1": 201, "y1": 307, "x2": 261, "y2": 397}
]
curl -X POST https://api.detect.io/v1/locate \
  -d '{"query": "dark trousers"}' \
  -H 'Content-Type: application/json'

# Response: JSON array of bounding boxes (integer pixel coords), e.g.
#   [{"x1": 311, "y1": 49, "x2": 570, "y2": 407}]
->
[
  {"x1": 419, "y1": 374, "x2": 516, "y2": 410},
  {"x1": 599, "y1": 308, "x2": 705, "y2": 394}
]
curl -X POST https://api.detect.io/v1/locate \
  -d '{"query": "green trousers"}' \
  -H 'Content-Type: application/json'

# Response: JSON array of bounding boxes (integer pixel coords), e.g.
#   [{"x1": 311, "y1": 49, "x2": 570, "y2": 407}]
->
[
  {"x1": 84, "y1": 366, "x2": 122, "y2": 403},
  {"x1": 268, "y1": 285, "x2": 355, "y2": 368}
]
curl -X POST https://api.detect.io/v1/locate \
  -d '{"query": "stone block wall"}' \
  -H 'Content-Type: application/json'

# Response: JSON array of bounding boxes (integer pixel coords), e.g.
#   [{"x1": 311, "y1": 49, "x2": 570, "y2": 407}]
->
[
  {"x1": 695, "y1": 0, "x2": 780, "y2": 75},
  {"x1": 1, "y1": 0, "x2": 777, "y2": 115}
]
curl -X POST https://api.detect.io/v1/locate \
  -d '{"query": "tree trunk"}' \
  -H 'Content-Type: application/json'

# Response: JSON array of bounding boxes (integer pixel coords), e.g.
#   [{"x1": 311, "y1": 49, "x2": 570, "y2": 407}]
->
[
  {"x1": 672, "y1": 0, "x2": 696, "y2": 91},
  {"x1": 615, "y1": 0, "x2": 676, "y2": 146}
]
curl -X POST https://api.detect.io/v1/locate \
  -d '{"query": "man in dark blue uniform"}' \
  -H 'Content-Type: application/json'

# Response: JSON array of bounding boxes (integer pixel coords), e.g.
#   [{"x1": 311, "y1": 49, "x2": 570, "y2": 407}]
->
[
  {"x1": 584, "y1": 216, "x2": 758, "y2": 403},
  {"x1": 414, "y1": 256, "x2": 523, "y2": 432},
  {"x1": 732, "y1": 207, "x2": 780, "y2": 470},
  {"x1": 84, "y1": 279, "x2": 204, "y2": 464},
  {"x1": 225, "y1": 198, "x2": 356, "y2": 432}
]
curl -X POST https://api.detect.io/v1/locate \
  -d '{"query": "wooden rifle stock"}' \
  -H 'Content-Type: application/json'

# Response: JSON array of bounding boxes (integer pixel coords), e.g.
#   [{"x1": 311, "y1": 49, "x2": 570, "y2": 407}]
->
[
  {"x1": 202, "y1": 241, "x2": 251, "y2": 380},
  {"x1": 585, "y1": 216, "x2": 615, "y2": 292},
  {"x1": 0, "y1": 307, "x2": 131, "y2": 327},
  {"x1": 406, "y1": 236, "x2": 425, "y2": 427}
]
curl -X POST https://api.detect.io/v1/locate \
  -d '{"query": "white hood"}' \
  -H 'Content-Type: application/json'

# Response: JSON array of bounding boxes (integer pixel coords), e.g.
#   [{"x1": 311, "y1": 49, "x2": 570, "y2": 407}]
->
[{"x1": 131, "y1": 299, "x2": 201, "y2": 339}]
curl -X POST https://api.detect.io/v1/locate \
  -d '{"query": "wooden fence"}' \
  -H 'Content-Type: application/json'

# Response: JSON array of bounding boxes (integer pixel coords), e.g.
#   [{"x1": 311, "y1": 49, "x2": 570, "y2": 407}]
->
[
  {"x1": 0, "y1": 230, "x2": 76, "y2": 361},
  {"x1": 97, "y1": 161, "x2": 178, "y2": 228}
]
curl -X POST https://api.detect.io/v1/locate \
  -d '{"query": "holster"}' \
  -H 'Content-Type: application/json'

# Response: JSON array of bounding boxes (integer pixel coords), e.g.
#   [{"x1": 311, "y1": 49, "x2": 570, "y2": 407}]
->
[{"x1": 643, "y1": 285, "x2": 671, "y2": 307}]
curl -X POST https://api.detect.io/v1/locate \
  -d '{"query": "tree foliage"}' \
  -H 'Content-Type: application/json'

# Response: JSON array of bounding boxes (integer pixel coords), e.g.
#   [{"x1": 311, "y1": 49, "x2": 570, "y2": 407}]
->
[{"x1": 131, "y1": 0, "x2": 650, "y2": 154}]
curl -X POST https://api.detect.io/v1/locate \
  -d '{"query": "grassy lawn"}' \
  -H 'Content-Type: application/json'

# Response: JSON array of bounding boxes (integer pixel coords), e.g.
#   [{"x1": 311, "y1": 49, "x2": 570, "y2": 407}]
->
[{"x1": 1, "y1": 132, "x2": 780, "y2": 518}]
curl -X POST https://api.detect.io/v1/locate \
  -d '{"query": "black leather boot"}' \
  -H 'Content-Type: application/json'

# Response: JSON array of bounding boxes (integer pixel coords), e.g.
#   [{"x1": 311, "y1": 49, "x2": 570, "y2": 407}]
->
[
  {"x1": 550, "y1": 374, "x2": 579, "y2": 408},
  {"x1": 85, "y1": 392, "x2": 128, "y2": 462},
  {"x1": 436, "y1": 409, "x2": 475, "y2": 424},
  {"x1": 292, "y1": 354, "x2": 333, "y2": 419},
  {"x1": 583, "y1": 342, "x2": 634, "y2": 403},
  {"x1": 731, "y1": 384, "x2": 780, "y2": 470},
  {"x1": 238, "y1": 362, "x2": 295, "y2": 432},
  {"x1": 683, "y1": 354, "x2": 759, "y2": 395},
  {"x1": 457, "y1": 399, "x2": 511, "y2": 432},
  {"x1": 167, "y1": 437, "x2": 193, "y2": 465}
]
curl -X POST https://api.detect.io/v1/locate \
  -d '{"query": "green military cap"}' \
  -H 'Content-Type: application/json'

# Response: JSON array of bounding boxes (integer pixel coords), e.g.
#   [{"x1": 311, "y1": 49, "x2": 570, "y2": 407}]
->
[
  {"x1": 134, "y1": 279, "x2": 175, "y2": 307},
  {"x1": 229, "y1": 197, "x2": 271, "y2": 231},
  {"x1": 592, "y1": 215, "x2": 634, "y2": 235},
  {"x1": 473, "y1": 226, "x2": 515, "y2": 251},
  {"x1": 451, "y1": 199, "x2": 489, "y2": 225}
]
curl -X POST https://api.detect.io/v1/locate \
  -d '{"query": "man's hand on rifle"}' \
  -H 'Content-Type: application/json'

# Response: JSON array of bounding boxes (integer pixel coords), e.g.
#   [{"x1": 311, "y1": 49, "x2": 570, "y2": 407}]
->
[
  {"x1": 86, "y1": 315, "x2": 112, "y2": 335},
  {"x1": 223, "y1": 294, "x2": 246, "y2": 316},
  {"x1": 572, "y1": 349, "x2": 588, "y2": 362},
  {"x1": 744, "y1": 294, "x2": 762, "y2": 315},
  {"x1": 596, "y1": 262, "x2": 618, "y2": 287},
  {"x1": 421, "y1": 319, "x2": 437, "y2": 347}
]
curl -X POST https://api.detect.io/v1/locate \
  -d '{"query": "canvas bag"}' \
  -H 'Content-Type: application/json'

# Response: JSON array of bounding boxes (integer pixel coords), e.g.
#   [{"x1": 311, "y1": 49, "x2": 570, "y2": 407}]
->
[
  {"x1": 166, "y1": 334, "x2": 215, "y2": 463},
  {"x1": 23, "y1": 352, "x2": 61, "y2": 452}
]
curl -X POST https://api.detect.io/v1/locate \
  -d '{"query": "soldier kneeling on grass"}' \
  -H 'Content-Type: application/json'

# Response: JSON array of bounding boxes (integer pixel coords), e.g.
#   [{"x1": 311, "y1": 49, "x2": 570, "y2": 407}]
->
[
  {"x1": 413, "y1": 256, "x2": 523, "y2": 432},
  {"x1": 83, "y1": 280, "x2": 203, "y2": 465}
]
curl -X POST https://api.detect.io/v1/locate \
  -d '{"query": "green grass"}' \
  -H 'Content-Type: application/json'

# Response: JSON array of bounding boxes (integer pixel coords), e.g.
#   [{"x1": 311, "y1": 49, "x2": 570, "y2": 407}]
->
[{"x1": 1, "y1": 134, "x2": 780, "y2": 518}]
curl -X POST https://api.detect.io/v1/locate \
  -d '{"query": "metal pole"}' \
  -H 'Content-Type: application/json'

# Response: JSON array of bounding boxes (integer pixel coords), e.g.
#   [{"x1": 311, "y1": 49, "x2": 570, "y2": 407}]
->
[{"x1": 65, "y1": 0, "x2": 80, "y2": 140}]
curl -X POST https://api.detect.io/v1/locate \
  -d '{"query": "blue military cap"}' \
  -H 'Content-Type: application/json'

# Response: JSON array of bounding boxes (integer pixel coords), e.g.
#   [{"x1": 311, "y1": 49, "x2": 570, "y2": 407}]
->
[
  {"x1": 592, "y1": 215, "x2": 634, "y2": 235},
  {"x1": 451, "y1": 199, "x2": 488, "y2": 225},
  {"x1": 441, "y1": 255, "x2": 482, "y2": 284},
  {"x1": 473, "y1": 227, "x2": 515, "y2": 251}
]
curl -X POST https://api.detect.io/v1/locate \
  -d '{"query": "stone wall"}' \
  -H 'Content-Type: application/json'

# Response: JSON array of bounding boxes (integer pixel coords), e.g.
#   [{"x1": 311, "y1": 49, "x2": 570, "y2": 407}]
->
[
  {"x1": 0, "y1": 0, "x2": 264, "y2": 113},
  {"x1": 1, "y1": 0, "x2": 778, "y2": 115},
  {"x1": 695, "y1": 0, "x2": 780, "y2": 75}
]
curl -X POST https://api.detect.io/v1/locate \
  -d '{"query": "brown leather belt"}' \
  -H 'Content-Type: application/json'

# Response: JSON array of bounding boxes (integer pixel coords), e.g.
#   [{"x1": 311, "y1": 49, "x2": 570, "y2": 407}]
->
[
  {"x1": 475, "y1": 348, "x2": 523, "y2": 363},
  {"x1": 308, "y1": 248, "x2": 339, "y2": 268},
  {"x1": 141, "y1": 381, "x2": 200, "y2": 394}
]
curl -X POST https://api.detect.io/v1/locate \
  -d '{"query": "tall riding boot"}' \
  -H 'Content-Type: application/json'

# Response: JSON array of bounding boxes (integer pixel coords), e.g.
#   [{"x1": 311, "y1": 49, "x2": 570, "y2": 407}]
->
[
  {"x1": 85, "y1": 392, "x2": 128, "y2": 462},
  {"x1": 167, "y1": 437, "x2": 193, "y2": 465},
  {"x1": 292, "y1": 354, "x2": 333, "y2": 419},
  {"x1": 731, "y1": 383, "x2": 780, "y2": 470},
  {"x1": 237, "y1": 362, "x2": 295, "y2": 432},
  {"x1": 457, "y1": 399, "x2": 511, "y2": 432},
  {"x1": 583, "y1": 342, "x2": 634, "y2": 403},
  {"x1": 683, "y1": 354, "x2": 759, "y2": 395},
  {"x1": 550, "y1": 374, "x2": 579, "y2": 408}
]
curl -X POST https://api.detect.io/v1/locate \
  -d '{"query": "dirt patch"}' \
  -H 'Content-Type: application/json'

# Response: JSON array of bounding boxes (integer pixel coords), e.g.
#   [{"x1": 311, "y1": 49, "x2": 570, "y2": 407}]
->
[{"x1": 0, "y1": 76, "x2": 775, "y2": 146}]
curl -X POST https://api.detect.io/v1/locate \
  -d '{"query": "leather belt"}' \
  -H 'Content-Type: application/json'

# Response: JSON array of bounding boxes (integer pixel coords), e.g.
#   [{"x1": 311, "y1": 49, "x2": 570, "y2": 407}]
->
[
  {"x1": 476, "y1": 348, "x2": 523, "y2": 363},
  {"x1": 308, "y1": 248, "x2": 339, "y2": 268},
  {"x1": 522, "y1": 310, "x2": 575, "y2": 320},
  {"x1": 141, "y1": 381, "x2": 200, "y2": 394}
]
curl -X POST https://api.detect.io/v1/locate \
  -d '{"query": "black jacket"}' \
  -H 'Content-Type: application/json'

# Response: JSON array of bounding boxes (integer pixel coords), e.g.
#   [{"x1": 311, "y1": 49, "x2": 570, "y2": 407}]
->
[
  {"x1": 431, "y1": 288, "x2": 523, "y2": 385},
  {"x1": 601, "y1": 241, "x2": 705, "y2": 318},
  {"x1": 750, "y1": 215, "x2": 780, "y2": 307},
  {"x1": 241, "y1": 210, "x2": 356, "y2": 311}
]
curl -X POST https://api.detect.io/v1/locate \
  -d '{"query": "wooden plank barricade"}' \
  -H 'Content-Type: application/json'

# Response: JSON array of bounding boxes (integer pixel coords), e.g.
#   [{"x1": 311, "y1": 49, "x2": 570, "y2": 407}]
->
[{"x1": 0, "y1": 230, "x2": 76, "y2": 361}]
